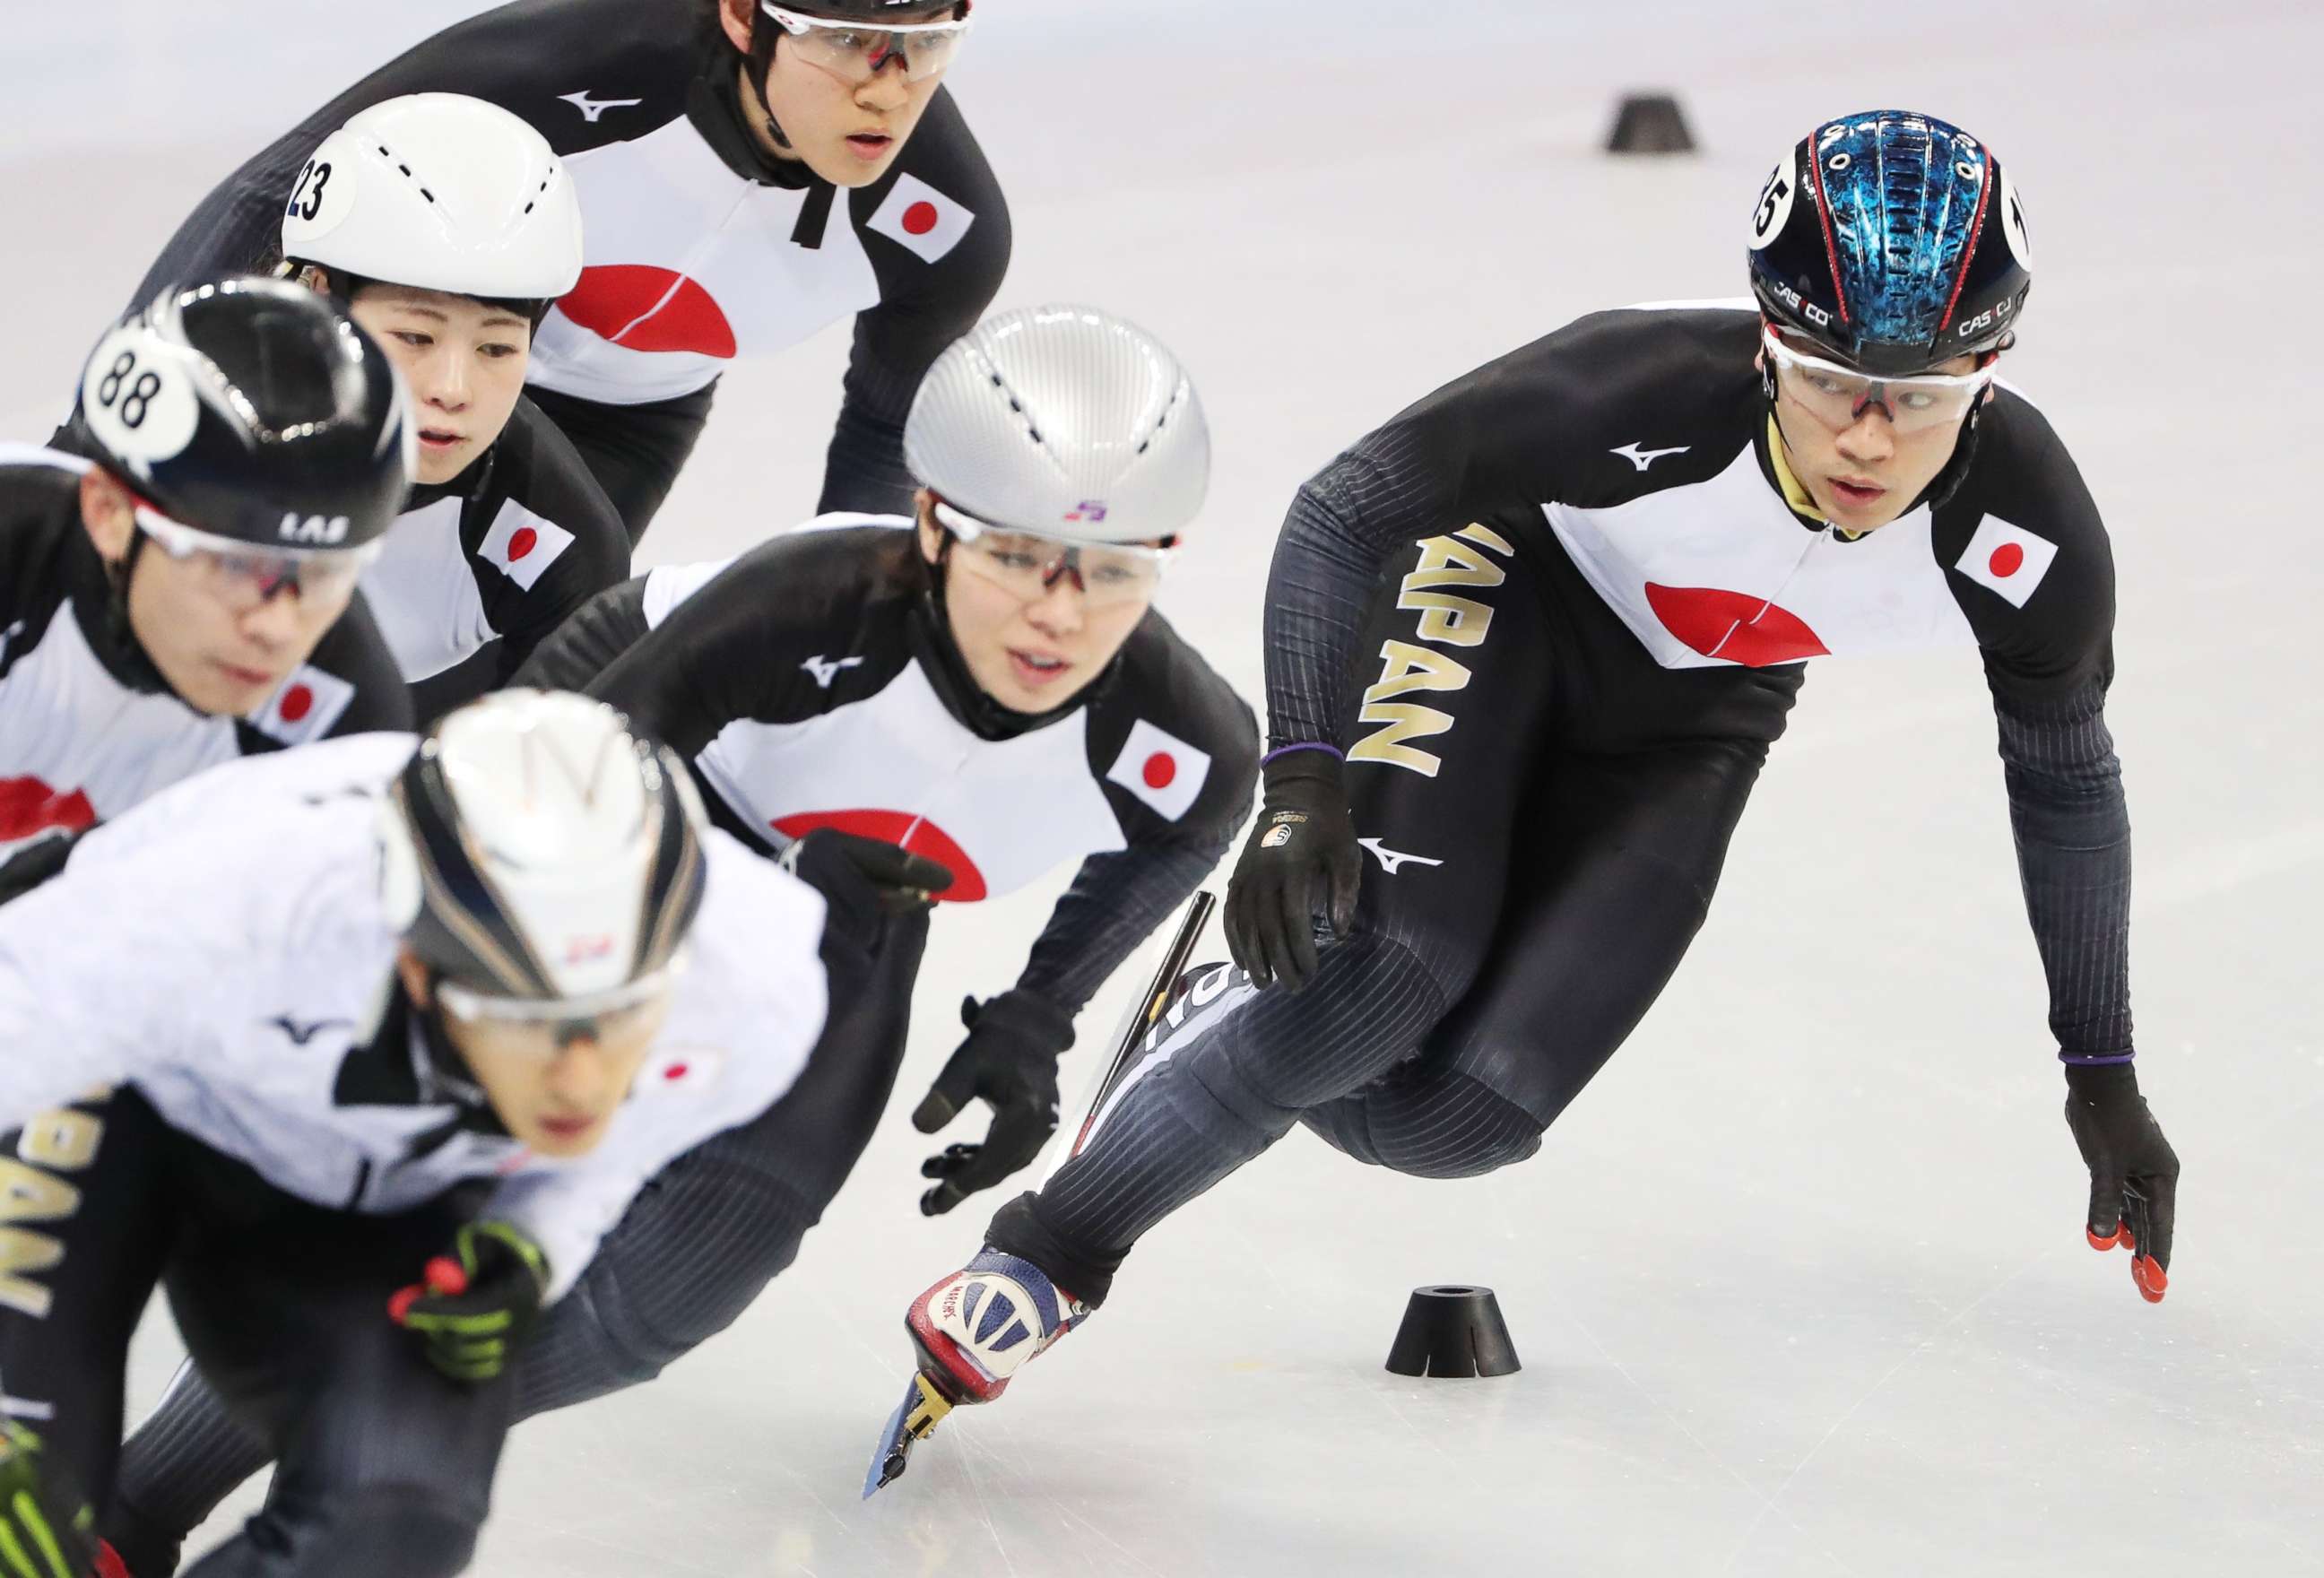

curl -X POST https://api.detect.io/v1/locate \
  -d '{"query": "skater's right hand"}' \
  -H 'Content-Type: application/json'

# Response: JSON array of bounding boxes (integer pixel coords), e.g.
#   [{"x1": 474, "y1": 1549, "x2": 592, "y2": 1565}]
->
[
  {"x1": 0, "y1": 1420, "x2": 96, "y2": 1578},
  {"x1": 2063, "y1": 1062, "x2": 2180, "y2": 1304},
  {"x1": 782, "y1": 828, "x2": 955, "y2": 949},
  {"x1": 391, "y1": 1221, "x2": 551, "y2": 1384},
  {"x1": 1226, "y1": 746, "x2": 1360, "y2": 991}
]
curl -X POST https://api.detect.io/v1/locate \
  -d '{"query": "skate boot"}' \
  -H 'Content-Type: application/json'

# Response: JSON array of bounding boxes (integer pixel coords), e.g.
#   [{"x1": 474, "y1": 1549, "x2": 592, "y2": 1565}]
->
[{"x1": 862, "y1": 1247, "x2": 1087, "y2": 1496}]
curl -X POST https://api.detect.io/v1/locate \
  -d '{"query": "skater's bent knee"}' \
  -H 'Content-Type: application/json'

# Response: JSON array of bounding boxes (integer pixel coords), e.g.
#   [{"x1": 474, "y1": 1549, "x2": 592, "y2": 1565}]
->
[{"x1": 240, "y1": 1485, "x2": 481, "y2": 1578}]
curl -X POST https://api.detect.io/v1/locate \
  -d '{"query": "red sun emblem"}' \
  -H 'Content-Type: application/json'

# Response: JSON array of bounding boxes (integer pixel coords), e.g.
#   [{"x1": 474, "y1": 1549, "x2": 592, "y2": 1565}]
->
[
  {"x1": 771, "y1": 809, "x2": 989, "y2": 903},
  {"x1": 277, "y1": 684, "x2": 316, "y2": 724},
  {"x1": 558, "y1": 265, "x2": 738, "y2": 360},
  {"x1": 1644, "y1": 584, "x2": 1830, "y2": 666},
  {"x1": 0, "y1": 776, "x2": 96, "y2": 843}
]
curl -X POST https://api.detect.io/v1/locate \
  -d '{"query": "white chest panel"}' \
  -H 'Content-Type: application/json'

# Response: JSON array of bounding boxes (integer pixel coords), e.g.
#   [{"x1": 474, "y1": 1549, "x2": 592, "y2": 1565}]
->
[
  {"x1": 695, "y1": 659, "x2": 1126, "y2": 903},
  {"x1": 1543, "y1": 447, "x2": 1975, "y2": 669},
  {"x1": 362, "y1": 497, "x2": 494, "y2": 681},
  {"x1": 528, "y1": 123, "x2": 880, "y2": 405},
  {"x1": 0, "y1": 604, "x2": 239, "y2": 854}
]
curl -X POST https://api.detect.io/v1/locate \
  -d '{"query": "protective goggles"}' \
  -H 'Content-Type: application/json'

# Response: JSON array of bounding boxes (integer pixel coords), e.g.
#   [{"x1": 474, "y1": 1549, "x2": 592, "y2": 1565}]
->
[
  {"x1": 760, "y1": 4, "x2": 973, "y2": 83},
  {"x1": 134, "y1": 504, "x2": 380, "y2": 610},
  {"x1": 933, "y1": 499, "x2": 1174, "y2": 609},
  {"x1": 436, "y1": 958, "x2": 683, "y2": 1040},
  {"x1": 1762, "y1": 327, "x2": 1993, "y2": 437}
]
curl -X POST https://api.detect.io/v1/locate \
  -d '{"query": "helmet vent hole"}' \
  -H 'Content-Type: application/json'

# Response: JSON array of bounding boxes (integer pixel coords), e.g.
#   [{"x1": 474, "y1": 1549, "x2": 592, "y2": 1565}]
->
[
  {"x1": 421, "y1": 188, "x2": 436, "y2": 204},
  {"x1": 1826, "y1": 152, "x2": 1851, "y2": 172},
  {"x1": 524, "y1": 203, "x2": 535, "y2": 214},
  {"x1": 1955, "y1": 160, "x2": 1977, "y2": 180}
]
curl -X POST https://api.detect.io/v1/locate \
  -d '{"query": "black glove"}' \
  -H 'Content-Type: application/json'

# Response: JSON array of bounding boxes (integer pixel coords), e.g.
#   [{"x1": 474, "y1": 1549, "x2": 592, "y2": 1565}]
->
[
  {"x1": 0, "y1": 1420, "x2": 95, "y2": 1578},
  {"x1": 913, "y1": 989, "x2": 1073, "y2": 1216},
  {"x1": 390, "y1": 1221, "x2": 551, "y2": 1383},
  {"x1": 2063, "y1": 1062, "x2": 2179, "y2": 1304},
  {"x1": 781, "y1": 828, "x2": 954, "y2": 953},
  {"x1": 1224, "y1": 749, "x2": 1361, "y2": 991}
]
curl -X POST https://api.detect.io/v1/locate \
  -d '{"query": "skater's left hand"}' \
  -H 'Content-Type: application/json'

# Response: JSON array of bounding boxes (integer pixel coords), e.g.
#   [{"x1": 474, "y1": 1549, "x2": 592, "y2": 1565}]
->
[
  {"x1": 391, "y1": 1221, "x2": 551, "y2": 1383},
  {"x1": 913, "y1": 990, "x2": 1073, "y2": 1215},
  {"x1": 0, "y1": 1420, "x2": 96, "y2": 1578},
  {"x1": 2062, "y1": 1062, "x2": 2179, "y2": 1304}
]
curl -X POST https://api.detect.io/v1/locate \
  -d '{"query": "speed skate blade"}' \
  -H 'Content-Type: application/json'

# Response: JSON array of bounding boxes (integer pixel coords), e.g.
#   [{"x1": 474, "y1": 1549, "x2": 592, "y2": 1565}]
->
[{"x1": 862, "y1": 1370, "x2": 954, "y2": 1498}]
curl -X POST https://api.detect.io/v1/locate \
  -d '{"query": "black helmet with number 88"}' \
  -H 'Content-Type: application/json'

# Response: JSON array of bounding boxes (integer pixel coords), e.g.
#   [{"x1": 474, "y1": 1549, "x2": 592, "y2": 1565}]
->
[{"x1": 71, "y1": 275, "x2": 413, "y2": 555}]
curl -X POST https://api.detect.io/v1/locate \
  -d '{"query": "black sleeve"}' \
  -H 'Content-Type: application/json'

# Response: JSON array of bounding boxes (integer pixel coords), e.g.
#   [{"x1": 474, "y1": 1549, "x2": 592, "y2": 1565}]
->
[
  {"x1": 470, "y1": 402, "x2": 634, "y2": 684},
  {"x1": 315, "y1": 597, "x2": 418, "y2": 738},
  {"x1": 1017, "y1": 619, "x2": 1261, "y2": 1012},
  {"x1": 1263, "y1": 332, "x2": 1589, "y2": 750},
  {"x1": 128, "y1": 0, "x2": 698, "y2": 305},
  {"x1": 585, "y1": 532, "x2": 898, "y2": 759},
  {"x1": 510, "y1": 577, "x2": 652, "y2": 696},
  {"x1": 1947, "y1": 395, "x2": 2133, "y2": 1062},
  {"x1": 0, "y1": 831, "x2": 86, "y2": 907},
  {"x1": 1013, "y1": 842, "x2": 1227, "y2": 1015},
  {"x1": 823, "y1": 89, "x2": 1010, "y2": 516}
]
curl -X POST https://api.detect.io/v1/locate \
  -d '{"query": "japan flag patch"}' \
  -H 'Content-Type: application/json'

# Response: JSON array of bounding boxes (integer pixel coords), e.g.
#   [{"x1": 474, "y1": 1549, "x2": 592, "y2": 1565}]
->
[
  {"x1": 479, "y1": 503, "x2": 575, "y2": 593},
  {"x1": 639, "y1": 1045, "x2": 724, "y2": 1096},
  {"x1": 1106, "y1": 720, "x2": 1210, "y2": 822},
  {"x1": 1953, "y1": 515, "x2": 2060, "y2": 609},
  {"x1": 867, "y1": 174, "x2": 976, "y2": 264},
  {"x1": 249, "y1": 664, "x2": 355, "y2": 746}
]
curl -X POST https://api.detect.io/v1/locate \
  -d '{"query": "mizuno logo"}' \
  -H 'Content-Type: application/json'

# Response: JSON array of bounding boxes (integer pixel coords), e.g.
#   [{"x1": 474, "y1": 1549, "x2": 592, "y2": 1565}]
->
[
  {"x1": 268, "y1": 1014, "x2": 351, "y2": 1046},
  {"x1": 559, "y1": 91, "x2": 644, "y2": 123},
  {"x1": 1359, "y1": 837, "x2": 1444, "y2": 875},
  {"x1": 1610, "y1": 442, "x2": 1691, "y2": 472},
  {"x1": 801, "y1": 655, "x2": 864, "y2": 689}
]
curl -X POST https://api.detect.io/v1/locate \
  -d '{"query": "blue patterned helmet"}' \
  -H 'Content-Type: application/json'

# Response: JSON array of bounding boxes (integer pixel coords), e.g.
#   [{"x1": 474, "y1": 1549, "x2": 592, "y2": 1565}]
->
[{"x1": 1747, "y1": 111, "x2": 2033, "y2": 376}]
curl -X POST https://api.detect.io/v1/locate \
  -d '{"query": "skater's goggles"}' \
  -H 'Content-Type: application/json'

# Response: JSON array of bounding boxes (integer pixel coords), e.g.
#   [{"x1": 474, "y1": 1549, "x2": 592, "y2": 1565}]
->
[
  {"x1": 133, "y1": 504, "x2": 380, "y2": 609},
  {"x1": 1762, "y1": 327, "x2": 1992, "y2": 436},
  {"x1": 934, "y1": 499, "x2": 1174, "y2": 609},
  {"x1": 435, "y1": 958, "x2": 684, "y2": 1051},
  {"x1": 759, "y1": 4, "x2": 974, "y2": 83}
]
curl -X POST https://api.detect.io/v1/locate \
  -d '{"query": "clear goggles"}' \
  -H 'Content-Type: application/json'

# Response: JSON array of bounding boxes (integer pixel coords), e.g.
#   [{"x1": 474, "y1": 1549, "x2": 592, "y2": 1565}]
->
[
  {"x1": 760, "y1": 3, "x2": 973, "y2": 83},
  {"x1": 133, "y1": 504, "x2": 379, "y2": 610},
  {"x1": 933, "y1": 500, "x2": 1174, "y2": 610},
  {"x1": 1762, "y1": 326, "x2": 1993, "y2": 437},
  {"x1": 435, "y1": 958, "x2": 683, "y2": 1048}
]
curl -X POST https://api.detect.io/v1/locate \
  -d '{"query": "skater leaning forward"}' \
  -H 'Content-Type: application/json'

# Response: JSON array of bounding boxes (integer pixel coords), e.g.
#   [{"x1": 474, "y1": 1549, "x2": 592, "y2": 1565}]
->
[{"x1": 875, "y1": 108, "x2": 2181, "y2": 1487}]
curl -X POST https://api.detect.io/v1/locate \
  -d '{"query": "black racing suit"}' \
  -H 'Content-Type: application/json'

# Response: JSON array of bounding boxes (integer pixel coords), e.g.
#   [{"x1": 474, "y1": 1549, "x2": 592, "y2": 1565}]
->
[
  {"x1": 127, "y1": 0, "x2": 1011, "y2": 541},
  {"x1": 0, "y1": 447, "x2": 411, "y2": 869},
  {"x1": 104, "y1": 521, "x2": 1258, "y2": 1572},
  {"x1": 363, "y1": 397, "x2": 630, "y2": 720},
  {"x1": 982, "y1": 304, "x2": 2136, "y2": 1305}
]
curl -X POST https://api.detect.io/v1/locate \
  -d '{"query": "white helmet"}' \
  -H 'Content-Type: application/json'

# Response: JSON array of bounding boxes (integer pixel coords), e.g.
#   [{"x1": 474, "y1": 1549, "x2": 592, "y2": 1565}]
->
[
  {"x1": 384, "y1": 690, "x2": 705, "y2": 1010},
  {"x1": 904, "y1": 304, "x2": 1210, "y2": 546},
  {"x1": 282, "y1": 93, "x2": 584, "y2": 304}
]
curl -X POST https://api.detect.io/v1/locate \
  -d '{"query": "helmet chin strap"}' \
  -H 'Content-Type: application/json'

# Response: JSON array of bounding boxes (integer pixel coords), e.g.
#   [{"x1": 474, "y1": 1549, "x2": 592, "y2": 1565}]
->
[{"x1": 743, "y1": 28, "x2": 796, "y2": 150}]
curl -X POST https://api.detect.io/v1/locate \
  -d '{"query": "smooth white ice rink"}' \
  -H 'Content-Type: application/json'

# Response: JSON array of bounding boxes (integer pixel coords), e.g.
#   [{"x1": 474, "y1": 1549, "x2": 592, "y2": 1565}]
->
[{"x1": 6, "y1": 2, "x2": 2323, "y2": 1573}]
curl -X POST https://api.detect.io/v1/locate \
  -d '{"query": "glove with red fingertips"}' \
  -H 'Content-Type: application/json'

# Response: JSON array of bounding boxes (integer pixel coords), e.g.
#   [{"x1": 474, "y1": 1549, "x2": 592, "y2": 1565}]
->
[
  {"x1": 2062, "y1": 1062, "x2": 2178, "y2": 1304},
  {"x1": 389, "y1": 1220, "x2": 551, "y2": 1383}
]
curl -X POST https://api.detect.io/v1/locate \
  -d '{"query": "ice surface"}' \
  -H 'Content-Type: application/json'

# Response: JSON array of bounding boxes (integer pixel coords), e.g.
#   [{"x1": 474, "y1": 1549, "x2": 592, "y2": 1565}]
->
[{"x1": 4, "y1": 2, "x2": 2321, "y2": 1573}]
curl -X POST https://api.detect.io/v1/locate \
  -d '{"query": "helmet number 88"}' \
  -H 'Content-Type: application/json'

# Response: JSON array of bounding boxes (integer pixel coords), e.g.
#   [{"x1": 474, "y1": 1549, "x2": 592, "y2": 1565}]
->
[{"x1": 97, "y1": 352, "x2": 162, "y2": 431}]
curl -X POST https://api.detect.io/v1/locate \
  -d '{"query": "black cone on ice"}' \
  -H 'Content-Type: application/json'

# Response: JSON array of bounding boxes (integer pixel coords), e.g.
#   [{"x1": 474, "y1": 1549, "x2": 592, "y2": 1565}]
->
[
  {"x1": 1606, "y1": 92, "x2": 1696, "y2": 154},
  {"x1": 1384, "y1": 1285, "x2": 1521, "y2": 1378}
]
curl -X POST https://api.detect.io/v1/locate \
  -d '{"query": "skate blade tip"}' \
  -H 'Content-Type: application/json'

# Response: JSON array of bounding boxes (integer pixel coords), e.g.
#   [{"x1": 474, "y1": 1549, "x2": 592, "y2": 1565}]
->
[{"x1": 861, "y1": 1373, "x2": 954, "y2": 1499}]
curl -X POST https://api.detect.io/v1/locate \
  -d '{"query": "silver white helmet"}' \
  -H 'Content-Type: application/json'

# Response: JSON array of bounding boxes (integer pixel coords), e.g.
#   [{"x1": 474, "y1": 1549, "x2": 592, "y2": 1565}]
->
[
  {"x1": 282, "y1": 93, "x2": 584, "y2": 304},
  {"x1": 904, "y1": 304, "x2": 1209, "y2": 546},
  {"x1": 384, "y1": 690, "x2": 705, "y2": 1011}
]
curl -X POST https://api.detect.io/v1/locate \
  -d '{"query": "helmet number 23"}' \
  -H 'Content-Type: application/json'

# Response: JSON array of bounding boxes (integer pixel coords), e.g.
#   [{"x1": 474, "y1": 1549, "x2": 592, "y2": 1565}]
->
[{"x1": 286, "y1": 160, "x2": 334, "y2": 222}]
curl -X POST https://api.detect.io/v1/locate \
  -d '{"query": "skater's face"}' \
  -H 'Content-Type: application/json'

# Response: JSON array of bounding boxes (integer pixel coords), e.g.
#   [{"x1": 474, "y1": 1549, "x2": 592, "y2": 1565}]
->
[
  {"x1": 342, "y1": 283, "x2": 532, "y2": 488},
  {"x1": 1766, "y1": 334, "x2": 1988, "y2": 533},
  {"x1": 78, "y1": 470, "x2": 359, "y2": 717},
  {"x1": 721, "y1": 0, "x2": 959, "y2": 187},
  {"x1": 403, "y1": 952, "x2": 676, "y2": 1158},
  {"x1": 915, "y1": 494, "x2": 1158, "y2": 715}
]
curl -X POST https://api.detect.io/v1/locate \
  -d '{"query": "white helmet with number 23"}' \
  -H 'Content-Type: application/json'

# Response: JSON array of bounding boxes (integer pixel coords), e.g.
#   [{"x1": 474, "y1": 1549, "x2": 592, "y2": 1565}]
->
[{"x1": 282, "y1": 92, "x2": 585, "y2": 305}]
